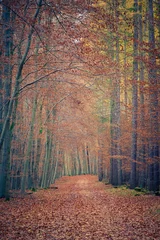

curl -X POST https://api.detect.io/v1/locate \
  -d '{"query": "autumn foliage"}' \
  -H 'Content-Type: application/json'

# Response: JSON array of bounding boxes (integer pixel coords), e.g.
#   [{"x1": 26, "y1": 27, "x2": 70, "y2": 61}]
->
[
  {"x1": 0, "y1": 0, "x2": 159, "y2": 200},
  {"x1": 0, "y1": 175, "x2": 160, "y2": 240}
]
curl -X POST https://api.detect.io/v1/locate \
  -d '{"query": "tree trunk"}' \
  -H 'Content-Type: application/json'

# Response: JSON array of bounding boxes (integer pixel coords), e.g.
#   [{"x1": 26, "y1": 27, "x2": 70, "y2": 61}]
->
[
  {"x1": 86, "y1": 145, "x2": 90, "y2": 174},
  {"x1": 130, "y1": 0, "x2": 139, "y2": 189},
  {"x1": 110, "y1": 0, "x2": 121, "y2": 186},
  {"x1": 0, "y1": 1, "x2": 13, "y2": 200},
  {"x1": 98, "y1": 149, "x2": 103, "y2": 181},
  {"x1": 32, "y1": 138, "x2": 40, "y2": 189},
  {"x1": 21, "y1": 94, "x2": 38, "y2": 193},
  {"x1": 138, "y1": 0, "x2": 146, "y2": 188},
  {"x1": 147, "y1": 0, "x2": 159, "y2": 192}
]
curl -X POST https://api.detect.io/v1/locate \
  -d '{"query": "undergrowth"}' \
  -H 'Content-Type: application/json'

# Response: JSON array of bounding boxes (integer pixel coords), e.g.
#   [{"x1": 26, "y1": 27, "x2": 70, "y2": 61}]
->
[{"x1": 105, "y1": 184, "x2": 150, "y2": 196}]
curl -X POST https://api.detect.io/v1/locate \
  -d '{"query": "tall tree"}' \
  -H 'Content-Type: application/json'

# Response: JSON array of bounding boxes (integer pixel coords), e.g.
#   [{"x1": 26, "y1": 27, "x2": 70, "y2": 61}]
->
[
  {"x1": 138, "y1": 0, "x2": 146, "y2": 188},
  {"x1": 130, "y1": 0, "x2": 139, "y2": 189},
  {"x1": 147, "y1": 0, "x2": 159, "y2": 192},
  {"x1": 110, "y1": 0, "x2": 122, "y2": 186},
  {"x1": 0, "y1": 0, "x2": 13, "y2": 199},
  {"x1": 0, "y1": 0, "x2": 43, "y2": 198}
]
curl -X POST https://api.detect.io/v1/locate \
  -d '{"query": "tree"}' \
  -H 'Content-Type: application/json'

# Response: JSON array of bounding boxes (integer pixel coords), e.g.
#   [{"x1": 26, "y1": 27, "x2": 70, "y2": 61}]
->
[
  {"x1": 0, "y1": 0, "x2": 159, "y2": 198},
  {"x1": 147, "y1": 0, "x2": 159, "y2": 192},
  {"x1": 0, "y1": 0, "x2": 13, "y2": 199},
  {"x1": 130, "y1": 0, "x2": 139, "y2": 189},
  {"x1": 0, "y1": 0, "x2": 43, "y2": 198},
  {"x1": 110, "y1": 0, "x2": 122, "y2": 186}
]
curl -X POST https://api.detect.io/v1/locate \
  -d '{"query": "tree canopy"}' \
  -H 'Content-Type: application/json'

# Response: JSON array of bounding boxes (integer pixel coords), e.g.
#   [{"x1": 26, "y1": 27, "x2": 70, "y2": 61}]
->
[{"x1": 0, "y1": 0, "x2": 159, "y2": 199}]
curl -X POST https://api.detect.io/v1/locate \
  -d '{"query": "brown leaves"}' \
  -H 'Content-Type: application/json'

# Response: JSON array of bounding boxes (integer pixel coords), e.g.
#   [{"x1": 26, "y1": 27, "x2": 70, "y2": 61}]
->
[{"x1": 0, "y1": 175, "x2": 160, "y2": 240}]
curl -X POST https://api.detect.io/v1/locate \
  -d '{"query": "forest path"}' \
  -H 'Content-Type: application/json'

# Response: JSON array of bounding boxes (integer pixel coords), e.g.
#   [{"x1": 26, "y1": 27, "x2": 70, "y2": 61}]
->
[{"x1": 0, "y1": 175, "x2": 160, "y2": 240}]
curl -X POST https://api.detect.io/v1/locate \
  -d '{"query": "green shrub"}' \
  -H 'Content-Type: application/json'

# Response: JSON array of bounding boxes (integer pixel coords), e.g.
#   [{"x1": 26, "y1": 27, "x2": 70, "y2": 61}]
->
[{"x1": 134, "y1": 187, "x2": 142, "y2": 192}]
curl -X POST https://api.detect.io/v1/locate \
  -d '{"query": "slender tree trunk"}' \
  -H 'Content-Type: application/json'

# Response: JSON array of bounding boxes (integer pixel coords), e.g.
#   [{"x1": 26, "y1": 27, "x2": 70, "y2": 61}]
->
[
  {"x1": 76, "y1": 148, "x2": 82, "y2": 175},
  {"x1": 83, "y1": 148, "x2": 87, "y2": 174},
  {"x1": 123, "y1": 1, "x2": 128, "y2": 118},
  {"x1": 33, "y1": 138, "x2": 41, "y2": 189},
  {"x1": 138, "y1": 0, "x2": 146, "y2": 188},
  {"x1": 21, "y1": 91, "x2": 38, "y2": 193},
  {"x1": 98, "y1": 149, "x2": 103, "y2": 181},
  {"x1": 115, "y1": 1, "x2": 122, "y2": 186},
  {"x1": 41, "y1": 128, "x2": 52, "y2": 188},
  {"x1": 0, "y1": 17, "x2": 3, "y2": 197},
  {"x1": 148, "y1": 0, "x2": 159, "y2": 192},
  {"x1": 86, "y1": 145, "x2": 90, "y2": 174},
  {"x1": 63, "y1": 152, "x2": 69, "y2": 176},
  {"x1": 130, "y1": 0, "x2": 139, "y2": 189},
  {"x1": 52, "y1": 144, "x2": 59, "y2": 184},
  {"x1": 50, "y1": 151, "x2": 57, "y2": 182},
  {"x1": 0, "y1": 8, "x2": 3, "y2": 141},
  {"x1": 110, "y1": 0, "x2": 121, "y2": 186},
  {"x1": 0, "y1": 1, "x2": 13, "y2": 199}
]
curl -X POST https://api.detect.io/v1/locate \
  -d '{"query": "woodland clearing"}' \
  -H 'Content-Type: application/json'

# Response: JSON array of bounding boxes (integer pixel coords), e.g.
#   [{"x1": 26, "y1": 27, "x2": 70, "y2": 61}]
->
[{"x1": 0, "y1": 175, "x2": 160, "y2": 240}]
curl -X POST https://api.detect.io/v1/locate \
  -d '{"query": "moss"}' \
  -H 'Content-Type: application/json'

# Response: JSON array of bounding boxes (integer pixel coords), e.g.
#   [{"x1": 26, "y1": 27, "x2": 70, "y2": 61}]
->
[
  {"x1": 31, "y1": 187, "x2": 37, "y2": 192},
  {"x1": 106, "y1": 185, "x2": 148, "y2": 197},
  {"x1": 134, "y1": 187, "x2": 142, "y2": 192},
  {"x1": 134, "y1": 193, "x2": 140, "y2": 196}
]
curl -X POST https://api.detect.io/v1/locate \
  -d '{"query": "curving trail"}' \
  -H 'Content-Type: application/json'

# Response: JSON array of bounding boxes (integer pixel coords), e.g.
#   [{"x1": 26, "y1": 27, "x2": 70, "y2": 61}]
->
[{"x1": 0, "y1": 175, "x2": 160, "y2": 240}]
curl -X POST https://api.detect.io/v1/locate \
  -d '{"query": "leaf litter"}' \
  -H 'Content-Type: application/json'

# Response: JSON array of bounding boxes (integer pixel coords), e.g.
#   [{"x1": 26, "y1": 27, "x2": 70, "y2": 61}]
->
[{"x1": 0, "y1": 175, "x2": 159, "y2": 240}]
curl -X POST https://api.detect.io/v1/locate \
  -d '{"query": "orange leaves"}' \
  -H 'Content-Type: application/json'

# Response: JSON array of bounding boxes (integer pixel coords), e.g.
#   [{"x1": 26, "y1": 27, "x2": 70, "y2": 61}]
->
[{"x1": 0, "y1": 175, "x2": 160, "y2": 240}]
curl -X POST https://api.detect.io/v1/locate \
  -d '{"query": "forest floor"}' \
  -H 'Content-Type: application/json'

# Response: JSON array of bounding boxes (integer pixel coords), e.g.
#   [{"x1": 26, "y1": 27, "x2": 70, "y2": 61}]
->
[{"x1": 0, "y1": 175, "x2": 160, "y2": 240}]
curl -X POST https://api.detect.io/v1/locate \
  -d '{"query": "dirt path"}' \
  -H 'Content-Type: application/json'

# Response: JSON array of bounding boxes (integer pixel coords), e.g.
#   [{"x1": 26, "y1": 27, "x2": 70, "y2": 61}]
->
[{"x1": 0, "y1": 175, "x2": 160, "y2": 240}]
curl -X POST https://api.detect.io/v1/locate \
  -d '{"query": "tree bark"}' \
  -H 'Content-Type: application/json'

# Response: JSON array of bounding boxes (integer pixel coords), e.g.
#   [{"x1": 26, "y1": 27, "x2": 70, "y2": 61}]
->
[
  {"x1": 110, "y1": 0, "x2": 121, "y2": 186},
  {"x1": 130, "y1": 0, "x2": 139, "y2": 189},
  {"x1": 0, "y1": 1, "x2": 13, "y2": 199},
  {"x1": 148, "y1": 0, "x2": 159, "y2": 192}
]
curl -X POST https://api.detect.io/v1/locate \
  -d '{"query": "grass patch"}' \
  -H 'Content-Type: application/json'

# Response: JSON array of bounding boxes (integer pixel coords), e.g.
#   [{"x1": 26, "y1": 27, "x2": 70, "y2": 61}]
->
[{"x1": 105, "y1": 185, "x2": 149, "y2": 196}]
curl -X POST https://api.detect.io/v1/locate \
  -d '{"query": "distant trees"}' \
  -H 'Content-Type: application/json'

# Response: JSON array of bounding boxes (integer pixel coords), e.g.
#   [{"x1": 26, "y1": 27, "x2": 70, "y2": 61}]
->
[
  {"x1": 90, "y1": 0, "x2": 159, "y2": 192},
  {"x1": 0, "y1": 0, "x2": 45, "y2": 199},
  {"x1": 0, "y1": 0, "x2": 159, "y2": 200},
  {"x1": 0, "y1": 0, "x2": 98, "y2": 199}
]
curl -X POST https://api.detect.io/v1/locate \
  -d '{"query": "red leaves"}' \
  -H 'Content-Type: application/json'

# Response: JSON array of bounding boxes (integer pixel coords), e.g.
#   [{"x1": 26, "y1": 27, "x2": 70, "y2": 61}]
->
[{"x1": 0, "y1": 175, "x2": 160, "y2": 239}]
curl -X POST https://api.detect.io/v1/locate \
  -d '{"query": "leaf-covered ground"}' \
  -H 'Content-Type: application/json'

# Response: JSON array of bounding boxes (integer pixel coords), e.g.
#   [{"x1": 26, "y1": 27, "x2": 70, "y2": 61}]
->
[{"x1": 0, "y1": 175, "x2": 160, "y2": 240}]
